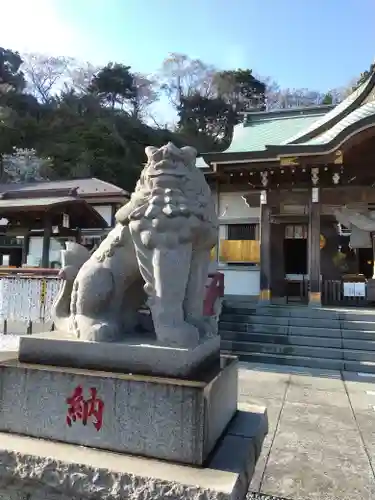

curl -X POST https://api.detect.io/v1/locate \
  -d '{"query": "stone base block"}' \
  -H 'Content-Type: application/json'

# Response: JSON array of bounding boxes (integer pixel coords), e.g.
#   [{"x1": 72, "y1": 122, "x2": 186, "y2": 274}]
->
[
  {"x1": 18, "y1": 331, "x2": 220, "y2": 378},
  {"x1": 0, "y1": 352, "x2": 237, "y2": 465},
  {"x1": 0, "y1": 405, "x2": 268, "y2": 500}
]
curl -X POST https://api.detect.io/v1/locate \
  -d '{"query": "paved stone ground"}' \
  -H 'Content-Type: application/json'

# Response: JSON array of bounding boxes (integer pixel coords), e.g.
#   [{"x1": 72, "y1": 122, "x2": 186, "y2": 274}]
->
[
  {"x1": 0, "y1": 334, "x2": 19, "y2": 350},
  {"x1": 240, "y1": 362, "x2": 375, "y2": 500}
]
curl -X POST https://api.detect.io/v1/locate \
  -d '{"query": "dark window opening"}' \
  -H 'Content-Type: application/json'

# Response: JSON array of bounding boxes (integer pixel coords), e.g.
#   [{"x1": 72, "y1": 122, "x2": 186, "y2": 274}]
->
[
  {"x1": 358, "y1": 247, "x2": 373, "y2": 279},
  {"x1": 284, "y1": 239, "x2": 307, "y2": 275},
  {"x1": 228, "y1": 223, "x2": 257, "y2": 240}
]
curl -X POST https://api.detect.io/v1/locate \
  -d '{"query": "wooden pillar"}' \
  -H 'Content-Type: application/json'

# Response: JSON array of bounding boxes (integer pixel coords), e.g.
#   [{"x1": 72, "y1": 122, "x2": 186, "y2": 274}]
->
[
  {"x1": 215, "y1": 179, "x2": 220, "y2": 263},
  {"x1": 22, "y1": 233, "x2": 30, "y2": 265},
  {"x1": 259, "y1": 190, "x2": 271, "y2": 303},
  {"x1": 308, "y1": 183, "x2": 321, "y2": 306},
  {"x1": 41, "y1": 214, "x2": 52, "y2": 268}
]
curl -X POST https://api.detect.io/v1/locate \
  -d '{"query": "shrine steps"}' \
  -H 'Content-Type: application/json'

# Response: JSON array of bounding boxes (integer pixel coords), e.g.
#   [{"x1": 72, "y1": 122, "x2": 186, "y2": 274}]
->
[{"x1": 219, "y1": 302, "x2": 375, "y2": 373}]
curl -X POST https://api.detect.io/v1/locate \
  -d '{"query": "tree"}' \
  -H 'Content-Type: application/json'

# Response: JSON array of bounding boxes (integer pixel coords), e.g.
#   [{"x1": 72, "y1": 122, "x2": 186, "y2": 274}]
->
[
  {"x1": 88, "y1": 63, "x2": 136, "y2": 109},
  {"x1": 21, "y1": 53, "x2": 73, "y2": 103},
  {"x1": 174, "y1": 63, "x2": 266, "y2": 150},
  {"x1": 130, "y1": 73, "x2": 158, "y2": 120},
  {"x1": 66, "y1": 61, "x2": 100, "y2": 94},
  {"x1": 0, "y1": 51, "x2": 175, "y2": 192},
  {"x1": 352, "y1": 62, "x2": 375, "y2": 91},
  {"x1": 158, "y1": 53, "x2": 216, "y2": 109},
  {"x1": 177, "y1": 93, "x2": 230, "y2": 151},
  {"x1": 262, "y1": 76, "x2": 345, "y2": 109},
  {"x1": 214, "y1": 69, "x2": 265, "y2": 112},
  {"x1": 1, "y1": 46, "x2": 355, "y2": 194},
  {"x1": 2, "y1": 148, "x2": 51, "y2": 182},
  {"x1": 0, "y1": 48, "x2": 25, "y2": 92}
]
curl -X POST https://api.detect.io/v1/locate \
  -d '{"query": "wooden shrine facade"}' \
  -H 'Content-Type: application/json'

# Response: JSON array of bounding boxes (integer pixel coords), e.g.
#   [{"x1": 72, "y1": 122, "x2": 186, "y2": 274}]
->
[
  {"x1": 201, "y1": 71, "x2": 375, "y2": 306},
  {"x1": 205, "y1": 142, "x2": 375, "y2": 305}
]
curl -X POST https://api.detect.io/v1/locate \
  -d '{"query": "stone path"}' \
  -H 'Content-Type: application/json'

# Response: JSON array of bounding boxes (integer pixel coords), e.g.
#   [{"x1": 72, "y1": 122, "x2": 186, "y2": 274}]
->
[{"x1": 240, "y1": 362, "x2": 375, "y2": 500}]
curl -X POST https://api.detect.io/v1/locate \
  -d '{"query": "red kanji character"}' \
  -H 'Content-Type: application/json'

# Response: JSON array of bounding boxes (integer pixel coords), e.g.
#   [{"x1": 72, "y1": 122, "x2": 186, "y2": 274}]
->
[
  {"x1": 82, "y1": 387, "x2": 105, "y2": 431},
  {"x1": 66, "y1": 386, "x2": 105, "y2": 431},
  {"x1": 66, "y1": 385, "x2": 84, "y2": 427}
]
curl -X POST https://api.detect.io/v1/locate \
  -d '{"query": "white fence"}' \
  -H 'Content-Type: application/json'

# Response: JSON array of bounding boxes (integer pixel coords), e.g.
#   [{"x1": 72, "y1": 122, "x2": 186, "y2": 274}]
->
[
  {"x1": 0, "y1": 276, "x2": 60, "y2": 323},
  {"x1": 0, "y1": 271, "x2": 224, "y2": 335}
]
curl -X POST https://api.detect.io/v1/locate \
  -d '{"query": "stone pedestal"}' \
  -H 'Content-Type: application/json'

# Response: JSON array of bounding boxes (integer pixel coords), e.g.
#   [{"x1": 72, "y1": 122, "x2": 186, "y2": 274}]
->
[
  {"x1": 18, "y1": 331, "x2": 220, "y2": 378},
  {"x1": 0, "y1": 335, "x2": 268, "y2": 499},
  {"x1": 0, "y1": 352, "x2": 236, "y2": 465},
  {"x1": 0, "y1": 404, "x2": 268, "y2": 500}
]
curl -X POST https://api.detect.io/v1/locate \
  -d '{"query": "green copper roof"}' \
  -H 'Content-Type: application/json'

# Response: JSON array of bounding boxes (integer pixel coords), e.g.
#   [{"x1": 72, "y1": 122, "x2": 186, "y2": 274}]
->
[
  {"x1": 299, "y1": 101, "x2": 375, "y2": 146},
  {"x1": 196, "y1": 156, "x2": 210, "y2": 169},
  {"x1": 282, "y1": 77, "x2": 372, "y2": 145},
  {"x1": 201, "y1": 69, "x2": 375, "y2": 164},
  {"x1": 225, "y1": 107, "x2": 330, "y2": 153}
]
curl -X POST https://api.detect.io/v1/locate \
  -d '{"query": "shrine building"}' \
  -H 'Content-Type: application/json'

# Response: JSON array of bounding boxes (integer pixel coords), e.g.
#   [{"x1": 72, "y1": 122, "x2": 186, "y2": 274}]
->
[
  {"x1": 199, "y1": 69, "x2": 375, "y2": 307},
  {"x1": 0, "y1": 178, "x2": 128, "y2": 269}
]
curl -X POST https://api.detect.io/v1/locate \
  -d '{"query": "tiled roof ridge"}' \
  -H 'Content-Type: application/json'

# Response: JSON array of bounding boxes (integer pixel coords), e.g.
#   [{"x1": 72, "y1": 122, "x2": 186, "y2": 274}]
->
[
  {"x1": 282, "y1": 72, "x2": 375, "y2": 146},
  {"x1": 0, "y1": 177, "x2": 128, "y2": 196},
  {"x1": 244, "y1": 108, "x2": 332, "y2": 125},
  {"x1": 243, "y1": 104, "x2": 334, "y2": 123}
]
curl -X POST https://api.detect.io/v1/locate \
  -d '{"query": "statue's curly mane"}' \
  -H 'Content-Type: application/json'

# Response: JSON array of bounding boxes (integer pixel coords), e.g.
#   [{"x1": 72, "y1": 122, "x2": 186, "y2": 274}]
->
[{"x1": 93, "y1": 225, "x2": 127, "y2": 263}]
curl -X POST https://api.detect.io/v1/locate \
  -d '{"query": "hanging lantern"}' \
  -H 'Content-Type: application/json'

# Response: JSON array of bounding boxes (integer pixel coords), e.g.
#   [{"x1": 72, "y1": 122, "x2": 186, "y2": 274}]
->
[{"x1": 320, "y1": 234, "x2": 326, "y2": 250}]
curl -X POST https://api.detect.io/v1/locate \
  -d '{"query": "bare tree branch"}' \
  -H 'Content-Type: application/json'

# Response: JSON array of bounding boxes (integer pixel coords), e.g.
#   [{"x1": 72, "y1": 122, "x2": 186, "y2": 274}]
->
[{"x1": 22, "y1": 53, "x2": 74, "y2": 102}]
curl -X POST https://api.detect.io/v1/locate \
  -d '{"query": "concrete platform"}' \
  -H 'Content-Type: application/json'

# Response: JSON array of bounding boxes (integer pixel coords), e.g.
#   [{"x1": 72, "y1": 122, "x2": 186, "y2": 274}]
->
[
  {"x1": 18, "y1": 330, "x2": 221, "y2": 378},
  {"x1": 0, "y1": 352, "x2": 237, "y2": 465},
  {"x1": 0, "y1": 406, "x2": 268, "y2": 500}
]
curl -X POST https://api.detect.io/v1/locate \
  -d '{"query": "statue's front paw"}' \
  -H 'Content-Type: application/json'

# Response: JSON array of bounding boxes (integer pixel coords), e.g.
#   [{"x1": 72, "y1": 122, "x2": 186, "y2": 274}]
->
[
  {"x1": 155, "y1": 322, "x2": 200, "y2": 348},
  {"x1": 82, "y1": 322, "x2": 119, "y2": 342}
]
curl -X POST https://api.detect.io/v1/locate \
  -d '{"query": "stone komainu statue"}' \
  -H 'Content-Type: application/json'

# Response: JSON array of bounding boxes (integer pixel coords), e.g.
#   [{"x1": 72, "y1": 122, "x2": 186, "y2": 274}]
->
[{"x1": 52, "y1": 143, "x2": 218, "y2": 348}]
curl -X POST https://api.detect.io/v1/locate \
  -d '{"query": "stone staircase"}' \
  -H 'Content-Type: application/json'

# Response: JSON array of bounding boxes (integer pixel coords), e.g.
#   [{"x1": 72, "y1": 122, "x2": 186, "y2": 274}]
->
[{"x1": 219, "y1": 301, "x2": 375, "y2": 373}]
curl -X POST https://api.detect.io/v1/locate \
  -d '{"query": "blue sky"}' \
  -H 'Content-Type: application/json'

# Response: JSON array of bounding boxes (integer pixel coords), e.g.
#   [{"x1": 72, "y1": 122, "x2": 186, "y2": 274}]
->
[
  {"x1": 57, "y1": 0, "x2": 374, "y2": 90},
  {"x1": 1, "y1": 0, "x2": 374, "y2": 118}
]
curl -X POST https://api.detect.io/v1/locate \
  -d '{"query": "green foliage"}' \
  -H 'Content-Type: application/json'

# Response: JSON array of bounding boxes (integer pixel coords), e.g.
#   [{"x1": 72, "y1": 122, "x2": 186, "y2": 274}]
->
[
  {"x1": 215, "y1": 68, "x2": 266, "y2": 113},
  {"x1": 177, "y1": 67, "x2": 265, "y2": 150},
  {"x1": 322, "y1": 93, "x2": 333, "y2": 105},
  {"x1": 0, "y1": 51, "x2": 189, "y2": 192},
  {"x1": 0, "y1": 47, "x2": 25, "y2": 91},
  {"x1": 0, "y1": 47, "x2": 352, "y2": 192},
  {"x1": 352, "y1": 62, "x2": 375, "y2": 91},
  {"x1": 178, "y1": 94, "x2": 234, "y2": 151},
  {"x1": 88, "y1": 63, "x2": 136, "y2": 109}
]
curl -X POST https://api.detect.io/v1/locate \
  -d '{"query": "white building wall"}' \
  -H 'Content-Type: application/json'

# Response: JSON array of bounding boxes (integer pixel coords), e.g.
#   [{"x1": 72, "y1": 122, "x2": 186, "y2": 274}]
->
[
  {"x1": 221, "y1": 268, "x2": 260, "y2": 297},
  {"x1": 92, "y1": 205, "x2": 112, "y2": 227},
  {"x1": 218, "y1": 192, "x2": 260, "y2": 220},
  {"x1": 209, "y1": 190, "x2": 261, "y2": 298}
]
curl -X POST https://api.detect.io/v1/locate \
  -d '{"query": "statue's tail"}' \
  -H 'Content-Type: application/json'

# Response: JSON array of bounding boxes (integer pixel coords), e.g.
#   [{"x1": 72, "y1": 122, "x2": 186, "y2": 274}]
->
[{"x1": 51, "y1": 242, "x2": 91, "y2": 331}]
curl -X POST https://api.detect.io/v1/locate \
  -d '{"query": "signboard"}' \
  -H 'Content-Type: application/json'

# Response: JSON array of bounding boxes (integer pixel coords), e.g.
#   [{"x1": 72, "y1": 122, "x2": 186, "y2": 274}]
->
[
  {"x1": 333, "y1": 150, "x2": 343, "y2": 165},
  {"x1": 280, "y1": 157, "x2": 299, "y2": 166},
  {"x1": 343, "y1": 282, "x2": 366, "y2": 297},
  {"x1": 62, "y1": 213, "x2": 70, "y2": 228}
]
